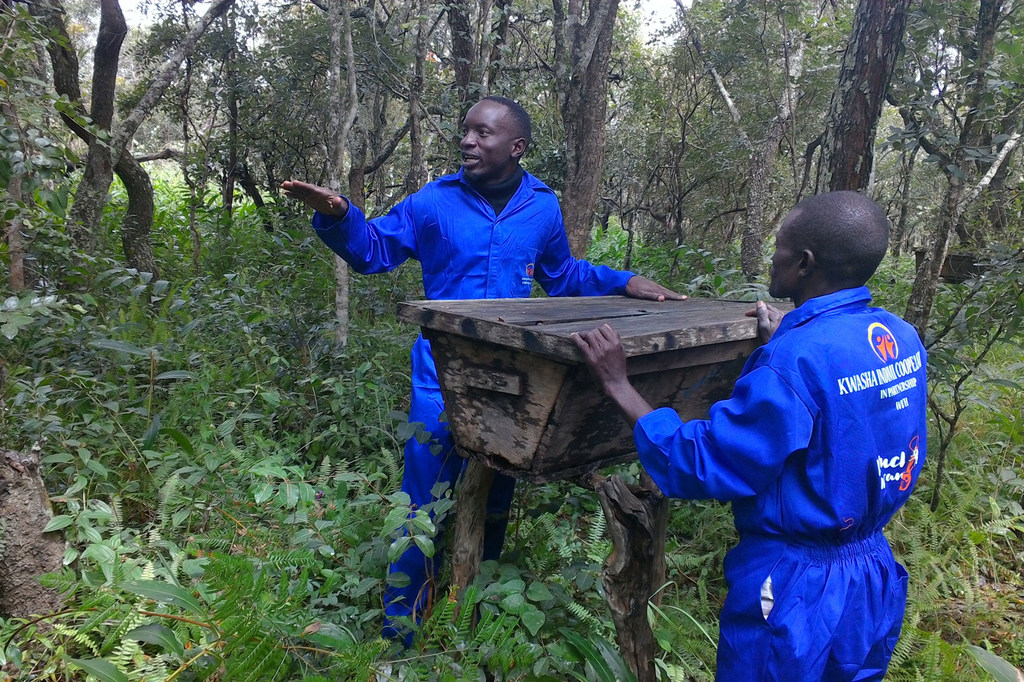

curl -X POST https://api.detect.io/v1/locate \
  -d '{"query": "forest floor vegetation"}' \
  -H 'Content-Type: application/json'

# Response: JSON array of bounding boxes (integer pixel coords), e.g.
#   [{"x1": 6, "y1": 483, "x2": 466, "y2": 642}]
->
[{"x1": 1, "y1": 184, "x2": 1022, "y2": 681}]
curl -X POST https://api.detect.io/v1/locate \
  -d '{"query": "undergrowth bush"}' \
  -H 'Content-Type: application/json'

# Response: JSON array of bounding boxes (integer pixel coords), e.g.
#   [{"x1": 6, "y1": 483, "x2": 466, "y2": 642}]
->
[{"x1": 1, "y1": 183, "x2": 1021, "y2": 680}]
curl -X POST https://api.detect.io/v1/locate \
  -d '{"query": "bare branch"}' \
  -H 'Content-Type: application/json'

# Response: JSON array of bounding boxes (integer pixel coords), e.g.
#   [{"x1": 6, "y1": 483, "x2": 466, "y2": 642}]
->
[
  {"x1": 112, "y1": 0, "x2": 236, "y2": 161},
  {"x1": 134, "y1": 149, "x2": 182, "y2": 163}
]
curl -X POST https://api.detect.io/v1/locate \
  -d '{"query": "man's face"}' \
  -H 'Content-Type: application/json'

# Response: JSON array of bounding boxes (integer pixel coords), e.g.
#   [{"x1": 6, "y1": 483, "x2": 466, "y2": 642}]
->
[
  {"x1": 460, "y1": 100, "x2": 525, "y2": 185},
  {"x1": 768, "y1": 213, "x2": 803, "y2": 300}
]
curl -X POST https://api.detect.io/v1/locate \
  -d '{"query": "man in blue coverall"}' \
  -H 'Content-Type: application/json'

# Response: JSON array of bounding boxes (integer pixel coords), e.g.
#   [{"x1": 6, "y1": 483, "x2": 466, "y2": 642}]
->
[
  {"x1": 572, "y1": 191, "x2": 927, "y2": 681},
  {"x1": 282, "y1": 96, "x2": 683, "y2": 642}
]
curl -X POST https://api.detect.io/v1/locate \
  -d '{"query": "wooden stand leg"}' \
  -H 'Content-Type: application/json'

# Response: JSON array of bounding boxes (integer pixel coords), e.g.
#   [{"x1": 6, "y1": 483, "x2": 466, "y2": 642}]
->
[
  {"x1": 451, "y1": 458, "x2": 495, "y2": 592},
  {"x1": 592, "y1": 471, "x2": 668, "y2": 682}
]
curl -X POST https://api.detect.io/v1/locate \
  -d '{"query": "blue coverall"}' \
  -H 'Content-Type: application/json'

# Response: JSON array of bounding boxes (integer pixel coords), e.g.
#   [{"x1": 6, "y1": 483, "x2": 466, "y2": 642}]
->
[
  {"x1": 312, "y1": 168, "x2": 634, "y2": 636},
  {"x1": 634, "y1": 287, "x2": 927, "y2": 681}
]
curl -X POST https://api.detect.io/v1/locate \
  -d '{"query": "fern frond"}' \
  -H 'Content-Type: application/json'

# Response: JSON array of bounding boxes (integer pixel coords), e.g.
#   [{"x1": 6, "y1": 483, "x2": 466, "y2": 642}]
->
[
  {"x1": 46, "y1": 623, "x2": 100, "y2": 657},
  {"x1": 107, "y1": 637, "x2": 142, "y2": 672},
  {"x1": 584, "y1": 507, "x2": 609, "y2": 563},
  {"x1": 223, "y1": 633, "x2": 289, "y2": 682},
  {"x1": 565, "y1": 600, "x2": 603, "y2": 632},
  {"x1": 99, "y1": 607, "x2": 145, "y2": 656},
  {"x1": 316, "y1": 454, "x2": 332, "y2": 487}
]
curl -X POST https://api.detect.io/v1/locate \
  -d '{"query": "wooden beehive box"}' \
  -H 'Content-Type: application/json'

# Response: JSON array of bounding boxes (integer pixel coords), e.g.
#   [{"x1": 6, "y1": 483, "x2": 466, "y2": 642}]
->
[{"x1": 397, "y1": 296, "x2": 770, "y2": 483}]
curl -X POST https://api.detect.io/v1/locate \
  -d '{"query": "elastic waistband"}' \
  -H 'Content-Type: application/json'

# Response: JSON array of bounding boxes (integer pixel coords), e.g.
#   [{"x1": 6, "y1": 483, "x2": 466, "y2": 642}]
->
[
  {"x1": 800, "y1": 533, "x2": 889, "y2": 563},
  {"x1": 739, "y1": 532, "x2": 890, "y2": 564}
]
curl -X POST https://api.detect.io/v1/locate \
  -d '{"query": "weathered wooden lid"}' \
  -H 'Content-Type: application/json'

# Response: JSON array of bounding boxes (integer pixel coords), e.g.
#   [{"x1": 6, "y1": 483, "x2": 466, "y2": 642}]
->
[{"x1": 397, "y1": 296, "x2": 766, "y2": 362}]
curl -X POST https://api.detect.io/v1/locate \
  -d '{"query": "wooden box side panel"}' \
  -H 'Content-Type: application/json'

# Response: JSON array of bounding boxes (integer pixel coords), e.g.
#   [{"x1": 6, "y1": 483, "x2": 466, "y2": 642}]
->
[
  {"x1": 531, "y1": 356, "x2": 747, "y2": 481},
  {"x1": 426, "y1": 332, "x2": 569, "y2": 472}
]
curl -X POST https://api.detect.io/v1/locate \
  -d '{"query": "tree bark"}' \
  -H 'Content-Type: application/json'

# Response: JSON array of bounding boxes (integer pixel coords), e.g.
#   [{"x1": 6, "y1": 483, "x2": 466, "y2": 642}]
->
[
  {"x1": 739, "y1": 31, "x2": 806, "y2": 279},
  {"x1": 66, "y1": 0, "x2": 127, "y2": 253},
  {"x1": 891, "y1": 146, "x2": 919, "y2": 258},
  {"x1": 4, "y1": 174, "x2": 26, "y2": 292},
  {"x1": 446, "y1": 0, "x2": 478, "y2": 110},
  {"x1": 451, "y1": 458, "x2": 494, "y2": 593},
  {"x1": 815, "y1": 0, "x2": 910, "y2": 193},
  {"x1": 117, "y1": 155, "x2": 159, "y2": 275},
  {"x1": 221, "y1": 11, "x2": 239, "y2": 223},
  {"x1": 328, "y1": 0, "x2": 359, "y2": 346},
  {"x1": 406, "y1": 0, "x2": 429, "y2": 195},
  {"x1": 681, "y1": 6, "x2": 811, "y2": 280},
  {"x1": 592, "y1": 472, "x2": 667, "y2": 682},
  {"x1": 3, "y1": 96, "x2": 27, "y2": 290},
  {"x1": 905, "y1": 131, "x2": 1020, "y2": 333},
  {"x1": 1, "y1": 449, "x2": 66, "y2": 618},
  {"x1": 553, "y1": 0, "x2": 621, "y2": 258},
  {"x1": 445, "y1": 0, "x2": 504, "y2": 111}
]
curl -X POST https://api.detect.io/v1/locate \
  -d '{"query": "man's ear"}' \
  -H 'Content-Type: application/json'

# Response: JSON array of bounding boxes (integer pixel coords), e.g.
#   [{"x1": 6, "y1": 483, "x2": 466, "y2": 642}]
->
[
  {"x1": 799, "y1": 249, "x2": 816, "y2": 276},
  {"x1": 511, "y1": 137, "x2": 527, "y2": 160}
]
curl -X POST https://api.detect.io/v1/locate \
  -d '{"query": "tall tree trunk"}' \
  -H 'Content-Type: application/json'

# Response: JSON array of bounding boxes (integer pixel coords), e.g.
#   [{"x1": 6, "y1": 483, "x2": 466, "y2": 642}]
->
[
  {"x1": 681, "y1": 5, "x2": 812, "y2": 279},
  {"x1": 903, "y1": 0, "x2": 1005, "y2": 332},
  {"x1": 328, "y1": 0, "x2": 359, "y2": 346},
  {"x1": 66, "y1": 0, "x2": 127, "y2": 253},
  {"x1": 2, "y1": 99, "x2": 26, "y2": 291},
  {"x1": 740, "y1": 29, "x2": 806, "y2": 279},
  {"x1": 446, "y1": 0, "x2": 504, "y2": 112},
  {"x1": 117, "y1": 155, "x2": 159, "y2": 275},
  {"x1": 905, "y1": 180, "x2": 963, "y2": 334},
  {"x1": 740, "y1": 117, "x2": 789, "y2": 279},
  {"x1": 904, "y1": 131, "x2": 1020, "y2": 333},
  {"x1": 4, "y1": 175, "x2": 26, "y2": 292},
  {"x1": 815, "y1": 0, "x2": 910, "y2": 193},
  {"x1": 553, "y1": 0, "x2": 621, "y2": 258},
  {"x1": 892, "y1": 146, "x2": 919, "y2": 258},
  {"x1": 447, "y1": 0, "x2": 477, "y2": 110},
  {"x1": 407, "y1": 0, "x2": 428, "y2": 195},
  {"x1": 222, "y1": 10, "x2": 239, "y2": 222}
]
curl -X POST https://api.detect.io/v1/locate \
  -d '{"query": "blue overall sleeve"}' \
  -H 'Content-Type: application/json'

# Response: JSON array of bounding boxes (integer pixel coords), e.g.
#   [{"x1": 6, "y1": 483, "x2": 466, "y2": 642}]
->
[
  {"x1": 532, "y1": 205, "x2": 634, "y2": 297},
  {"x1": 634, "y1": 365, "x2": 815, "y2": 501},
  {"x1": 311, "y1": 195, "x2": 420, "y2": 274}
]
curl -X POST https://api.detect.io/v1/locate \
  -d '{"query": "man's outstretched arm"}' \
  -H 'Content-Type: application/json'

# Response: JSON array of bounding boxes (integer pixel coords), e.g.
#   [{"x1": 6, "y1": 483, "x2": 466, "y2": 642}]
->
[{"x1": 281, "y1": 180, "x2": 349, "y2": 217}]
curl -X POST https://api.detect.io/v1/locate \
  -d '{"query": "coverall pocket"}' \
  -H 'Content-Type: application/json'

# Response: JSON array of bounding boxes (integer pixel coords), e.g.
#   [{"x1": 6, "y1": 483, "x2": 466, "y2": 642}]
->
[
  {"x1": 758, "y1": 556, "x2": 791, "y2": 624},
  {"x1": 882, "y1": 562, "x2": 910, "y2": 658},
  {"x1": 418, "y1": 220, "x2": 451, "y2": 275},
  {"x1": 502, "y1": 245, "x2": 538, "y2": 297},
  {"x1": 761, "y1": 557, "x2": 809, "y2": 629}
]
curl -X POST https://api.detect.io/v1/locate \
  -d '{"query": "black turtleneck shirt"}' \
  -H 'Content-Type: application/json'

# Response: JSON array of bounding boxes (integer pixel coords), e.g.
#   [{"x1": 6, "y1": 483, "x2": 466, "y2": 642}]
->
[{"x1": 466, "y1": 165, "x2": 525, "y2": 217}]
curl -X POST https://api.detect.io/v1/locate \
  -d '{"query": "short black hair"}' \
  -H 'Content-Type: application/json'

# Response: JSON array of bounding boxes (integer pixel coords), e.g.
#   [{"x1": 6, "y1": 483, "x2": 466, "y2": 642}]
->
[
  {"x1": 786, "y1": 191, "x2": 889, "y2": 287},
  {"x1": 481, "y1": 95, "x2": 532, "y2": 149}
]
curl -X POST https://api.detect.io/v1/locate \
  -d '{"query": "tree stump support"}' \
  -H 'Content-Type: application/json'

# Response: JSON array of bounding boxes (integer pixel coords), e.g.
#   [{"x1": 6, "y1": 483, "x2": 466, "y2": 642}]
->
[
  {"x1": 450, "y1": 457, "x2": 495, "y2": 593},
  {"x1": 591, "y1": 471, "x2": 668, "y2": 682},
  {"x1": 447, "y1": 457, "x2": 669, "y2": 682}
]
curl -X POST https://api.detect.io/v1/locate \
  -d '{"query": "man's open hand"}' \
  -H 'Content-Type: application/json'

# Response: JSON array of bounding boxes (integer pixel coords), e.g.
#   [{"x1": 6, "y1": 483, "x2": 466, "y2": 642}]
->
[
  {"x1": 281, "y1": 180, "x2": 349, "y2": 217},
  {"x1": 624, "y1": 276, "x2": 687, "y2": 302}
]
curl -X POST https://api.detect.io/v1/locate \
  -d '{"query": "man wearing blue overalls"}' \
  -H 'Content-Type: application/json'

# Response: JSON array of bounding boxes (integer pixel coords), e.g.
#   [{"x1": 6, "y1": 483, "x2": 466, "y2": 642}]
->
[
  {"x1": 573, "y1": 191, "x2": 927, "y2": 681},
  {"x1": 283, "y1": 96, "x2": 683, "y2": 643}
]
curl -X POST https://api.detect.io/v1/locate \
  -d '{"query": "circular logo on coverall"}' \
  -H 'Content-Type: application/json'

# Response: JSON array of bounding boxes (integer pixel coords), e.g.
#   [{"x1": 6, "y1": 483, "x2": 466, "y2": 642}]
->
[{"x1": 867, "y1": 322, "x2": 898, "y2": 363}]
